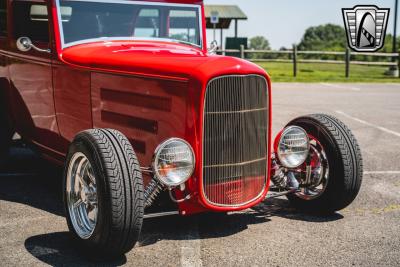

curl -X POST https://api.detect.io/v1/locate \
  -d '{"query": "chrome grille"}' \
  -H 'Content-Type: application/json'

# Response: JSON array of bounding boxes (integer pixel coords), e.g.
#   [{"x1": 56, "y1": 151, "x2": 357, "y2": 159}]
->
[{"x1": 202, "y1": 75, "x2": 269, "y2": 207}]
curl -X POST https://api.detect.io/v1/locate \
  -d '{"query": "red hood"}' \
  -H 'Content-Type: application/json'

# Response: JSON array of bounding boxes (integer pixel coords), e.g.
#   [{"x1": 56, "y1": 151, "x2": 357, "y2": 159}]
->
[{"x1": 60, "y1": 40, "x2": 267, "y2": 82}]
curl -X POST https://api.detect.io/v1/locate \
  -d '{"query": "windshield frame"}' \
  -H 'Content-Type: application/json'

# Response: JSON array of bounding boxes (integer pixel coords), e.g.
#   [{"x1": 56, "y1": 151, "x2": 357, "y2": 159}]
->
[{"x1": 55, "y1": 0, "x2": 204, "y2": 49}]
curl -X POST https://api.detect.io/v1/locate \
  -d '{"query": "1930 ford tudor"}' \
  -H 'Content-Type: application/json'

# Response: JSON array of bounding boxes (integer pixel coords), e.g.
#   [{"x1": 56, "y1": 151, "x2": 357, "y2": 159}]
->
[{"x1": 0, "y1": 0, "x2": 363, "y2": 259}]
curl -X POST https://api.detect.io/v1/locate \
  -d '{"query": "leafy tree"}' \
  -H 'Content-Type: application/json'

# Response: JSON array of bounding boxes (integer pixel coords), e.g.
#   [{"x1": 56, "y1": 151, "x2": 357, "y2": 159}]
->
[
  {"x1": 249, "y1": 36, "x2": 271, "y2": 50},
  {"x1": 297, "y1": 24, "x2": 347, "y2": 60},
  {"x1": 381, "y1": 34, "x2": 400, "y2": 53},
  {"x1": 298, "y1": 24, "x2": 347, "y2": 51},
  {"x1": 248, "y1": 36, "x2": 271, "y2": 59}
]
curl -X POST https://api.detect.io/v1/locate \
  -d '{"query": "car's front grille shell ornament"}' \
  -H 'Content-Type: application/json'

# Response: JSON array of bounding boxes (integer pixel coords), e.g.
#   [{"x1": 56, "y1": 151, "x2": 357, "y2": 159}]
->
[{"x1": 202, "y1": 75, "x2": 269, "y2": 207}]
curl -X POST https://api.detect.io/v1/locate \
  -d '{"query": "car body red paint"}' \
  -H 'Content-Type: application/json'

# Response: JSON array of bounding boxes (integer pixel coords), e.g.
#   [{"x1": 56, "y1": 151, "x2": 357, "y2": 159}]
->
[{"x1": 0, "y1": 0, "x2": 272, "y2": 215}]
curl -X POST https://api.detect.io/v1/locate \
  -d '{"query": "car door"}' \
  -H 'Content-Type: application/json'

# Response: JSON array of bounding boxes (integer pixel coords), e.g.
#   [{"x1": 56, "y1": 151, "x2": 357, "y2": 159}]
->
[{"x1": 8, "y1": 0, "x2": 61, "y2": 151}]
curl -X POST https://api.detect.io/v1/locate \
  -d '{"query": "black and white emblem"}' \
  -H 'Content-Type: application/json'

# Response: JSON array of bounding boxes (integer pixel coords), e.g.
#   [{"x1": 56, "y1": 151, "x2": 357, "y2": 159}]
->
[{"x1": 342, "y1": 5, "x2": 390, "y2": 52}]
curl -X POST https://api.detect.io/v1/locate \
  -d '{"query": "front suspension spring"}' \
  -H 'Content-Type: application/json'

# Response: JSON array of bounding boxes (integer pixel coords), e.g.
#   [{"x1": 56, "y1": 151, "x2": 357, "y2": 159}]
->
[{"x1": 144, "y1": 179, "x2": 164, "y2": 208}]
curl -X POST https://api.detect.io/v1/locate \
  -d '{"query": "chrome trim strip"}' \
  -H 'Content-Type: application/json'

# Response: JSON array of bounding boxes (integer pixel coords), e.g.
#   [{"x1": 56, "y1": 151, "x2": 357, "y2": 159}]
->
[
  {"x1": 204, "y1": 157, "x2": 267, "y2": 169},
  {"x1": 205, "y1": 107, "x2": 268, "y2": 115},
  {"x1": 144, "y1": 211, "x2": 179, "y2": 219}
]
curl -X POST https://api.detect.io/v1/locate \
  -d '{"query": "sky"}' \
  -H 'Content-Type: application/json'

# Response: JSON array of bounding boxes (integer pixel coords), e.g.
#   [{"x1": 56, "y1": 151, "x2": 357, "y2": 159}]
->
[{"x1": 203, "y1": 0, "x2": 400, "y2": 49}]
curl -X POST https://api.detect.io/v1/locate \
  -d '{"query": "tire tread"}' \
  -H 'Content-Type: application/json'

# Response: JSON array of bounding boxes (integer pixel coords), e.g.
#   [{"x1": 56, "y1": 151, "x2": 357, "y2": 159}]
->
[
  {"x1": 287, "y1": 114, "x2": 363, "y2": 212},
  {"x1": 64, "y1": 128, "x2": 144, "y2": 259}
]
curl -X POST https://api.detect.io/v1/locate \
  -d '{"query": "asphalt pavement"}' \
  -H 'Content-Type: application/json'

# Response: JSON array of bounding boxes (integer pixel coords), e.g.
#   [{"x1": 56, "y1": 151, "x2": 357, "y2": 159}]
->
[{"x1": 0, "y1": 83, "x2": 399, "y2": 266}]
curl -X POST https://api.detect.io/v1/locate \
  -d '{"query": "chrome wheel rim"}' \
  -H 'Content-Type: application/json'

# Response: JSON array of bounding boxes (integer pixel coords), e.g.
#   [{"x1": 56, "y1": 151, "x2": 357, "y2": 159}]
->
[
  {"x1": 66, "y1": 152, "x2": 98, "y2": 239},
  {"x1": 295, "y1": 136, "x2": 330, "y2": 200}
]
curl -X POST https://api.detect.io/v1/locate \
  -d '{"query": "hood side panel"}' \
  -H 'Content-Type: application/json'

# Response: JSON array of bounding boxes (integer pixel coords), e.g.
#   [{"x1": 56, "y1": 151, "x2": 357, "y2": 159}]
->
[{"x1": 91, "y1": 72, "x2": 189, "y2": 185}]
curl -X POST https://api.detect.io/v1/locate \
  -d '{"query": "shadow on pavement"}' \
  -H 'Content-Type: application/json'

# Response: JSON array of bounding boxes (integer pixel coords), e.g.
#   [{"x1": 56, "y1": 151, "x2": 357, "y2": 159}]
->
[
  {"x1": 138, "y1": 198, "x2": 343, "y2": 247},
  {"x1": 24, "y1": 232, "x2": 127, "y2": 267},
  {"x1": 24, "y1": 205, "x2": 344, "y2": 265},
  {"x1": 0, "y1": 143, "x2": 64, "y2": 217},
  {"x1": 138, "y1": 211, "x2": 270, "y2": 247},
  {"x1": 1, "y1": 144, "x2": 343, "y2": 264},
  {"x1": 254, "y1": 198, "x2": 345, "y2": 222}
]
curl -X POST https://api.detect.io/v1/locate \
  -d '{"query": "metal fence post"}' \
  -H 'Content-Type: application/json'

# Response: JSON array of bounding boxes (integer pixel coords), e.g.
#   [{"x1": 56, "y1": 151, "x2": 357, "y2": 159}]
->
[
  {"x1": 345, "y1": 47, "x2": 351, "y2": 78},
  {"x1": 293, "y1": 44, "x2": 297, "y2": 77},
  {"x1": 240, "y1": 45, "x2": 245, "y2": 59}
]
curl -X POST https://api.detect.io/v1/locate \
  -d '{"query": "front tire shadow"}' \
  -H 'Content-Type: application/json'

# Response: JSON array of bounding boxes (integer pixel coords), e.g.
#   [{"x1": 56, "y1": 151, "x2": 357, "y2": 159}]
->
[
  {"x1": 24, "y1": 232, "x2": 127, "y2": 266},
  {"x1": 24, "y1": 199, "x2": 344, "y2": 265},
  {"x1": 254, "y1": 198, "x2": 345, "y2": 222}
]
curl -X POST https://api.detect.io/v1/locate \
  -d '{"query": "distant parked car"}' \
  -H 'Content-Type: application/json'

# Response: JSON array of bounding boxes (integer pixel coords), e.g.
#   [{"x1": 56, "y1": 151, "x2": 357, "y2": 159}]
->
[{"x1": 0, "y1": 0, "x2": 362, "y2": 259}]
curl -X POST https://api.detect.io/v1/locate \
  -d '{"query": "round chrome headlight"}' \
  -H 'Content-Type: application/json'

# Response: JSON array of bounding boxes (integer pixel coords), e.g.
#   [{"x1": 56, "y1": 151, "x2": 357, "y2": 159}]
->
[
  {"x1": 277, "y1": 126, "x2": 310, "y2": 168},
  {"x1": 152, "y1": 138, "x2": 195, "y2": 187}
]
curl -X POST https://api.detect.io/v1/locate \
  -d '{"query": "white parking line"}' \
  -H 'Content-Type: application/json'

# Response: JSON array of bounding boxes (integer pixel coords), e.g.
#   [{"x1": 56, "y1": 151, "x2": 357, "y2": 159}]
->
[
  {"x1": 364, "y1": 171, "x2": 400, "y2": 175},
  {"x1": 335, "y1": 110, "x2": 400, "y2": 138},
  {"x1": 180, "y1": 224, "x2": 202, "y2": 267},
  {"x1": 321, "y1": 83, "x2": 361, "y2": 91}
]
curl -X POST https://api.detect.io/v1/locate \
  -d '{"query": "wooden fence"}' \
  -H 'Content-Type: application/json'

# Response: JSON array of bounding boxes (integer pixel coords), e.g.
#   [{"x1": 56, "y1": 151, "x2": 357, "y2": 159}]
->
[{"x1": 217, "y1": 45, "x2": 400, "y2": 78}]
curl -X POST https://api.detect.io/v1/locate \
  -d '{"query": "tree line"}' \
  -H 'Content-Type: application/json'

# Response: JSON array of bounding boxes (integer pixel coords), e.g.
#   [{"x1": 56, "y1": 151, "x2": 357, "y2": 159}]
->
[{"x1": 248, "y1": 24, "x2": 400, "y2": 61}]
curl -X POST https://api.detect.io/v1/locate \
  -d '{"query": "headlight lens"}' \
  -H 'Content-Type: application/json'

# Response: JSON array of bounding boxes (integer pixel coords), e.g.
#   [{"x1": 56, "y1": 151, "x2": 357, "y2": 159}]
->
[
  {"x1": 153, "y1": 138, "x2": 195, "y2": 187},
  {"x1": 277, "y1": 126, "x2": 310, "y2": 168}
]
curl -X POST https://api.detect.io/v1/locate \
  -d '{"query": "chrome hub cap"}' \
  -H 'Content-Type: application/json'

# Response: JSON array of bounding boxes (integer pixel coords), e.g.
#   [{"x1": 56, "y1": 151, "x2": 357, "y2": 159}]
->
[
  {"x1": 66, "y1": 152, "x2": 98, "y2": 239},
  {"x1": 295, "y1": 136, "x2": 330, "y2": 200}
]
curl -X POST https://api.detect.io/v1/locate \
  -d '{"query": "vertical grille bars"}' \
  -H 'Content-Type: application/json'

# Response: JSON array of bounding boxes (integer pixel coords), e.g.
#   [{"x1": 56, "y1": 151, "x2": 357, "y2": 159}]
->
[{"x1": 202, "y1": 75, "x2": 269, "y2": 207}]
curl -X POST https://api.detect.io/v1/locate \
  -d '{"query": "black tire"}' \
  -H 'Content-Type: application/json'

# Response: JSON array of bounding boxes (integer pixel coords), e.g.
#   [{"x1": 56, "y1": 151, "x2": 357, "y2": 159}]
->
[
  {"x1": 63, "y1": 129, "x2": 144, "y2": 260},
  {"x1": 286, "y1": 114, "x2": 363, "y2": 213}
]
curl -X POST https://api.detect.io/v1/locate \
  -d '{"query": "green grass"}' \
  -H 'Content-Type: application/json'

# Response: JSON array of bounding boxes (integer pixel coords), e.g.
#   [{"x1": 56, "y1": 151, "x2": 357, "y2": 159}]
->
[{"x1": 256, "y1": 62, "x2": 400, "y2": 83}]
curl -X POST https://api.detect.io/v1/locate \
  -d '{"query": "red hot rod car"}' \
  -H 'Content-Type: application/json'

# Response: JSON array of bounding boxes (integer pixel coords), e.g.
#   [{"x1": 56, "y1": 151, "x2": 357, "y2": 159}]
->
[{"x1": 0, "y1": 0, "x2": 362, "y2": 259}]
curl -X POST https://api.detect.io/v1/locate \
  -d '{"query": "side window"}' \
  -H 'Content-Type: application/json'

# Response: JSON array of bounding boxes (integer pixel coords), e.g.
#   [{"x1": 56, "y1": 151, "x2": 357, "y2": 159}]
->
[
  {"x1": 0, "y1": 1, "x2": 6, "y2": 37},
  {"x1": 169, "y1": 10, "x2": 199, "y2": 45},
  {"x1": 135, "y1": 9, "x2": 160, "y2": 38},
  {"x1": 13, "y1": 1, "x2": 49, "y2": 43}
]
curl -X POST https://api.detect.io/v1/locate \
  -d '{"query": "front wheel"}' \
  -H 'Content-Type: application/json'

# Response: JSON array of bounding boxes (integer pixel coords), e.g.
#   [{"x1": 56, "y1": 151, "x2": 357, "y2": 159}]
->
[
  {"x1": 63, "y1": 129, "x2": 144, "y2": 260},
  {"x1": 286, "y1": 114, "x2": 363, "y2": 213}
]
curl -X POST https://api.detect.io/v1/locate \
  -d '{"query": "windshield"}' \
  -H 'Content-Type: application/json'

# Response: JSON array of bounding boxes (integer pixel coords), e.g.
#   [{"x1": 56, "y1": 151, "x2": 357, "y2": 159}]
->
[{"x1": 56, "y1": 0, "x2": 202, "y2": 48}]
